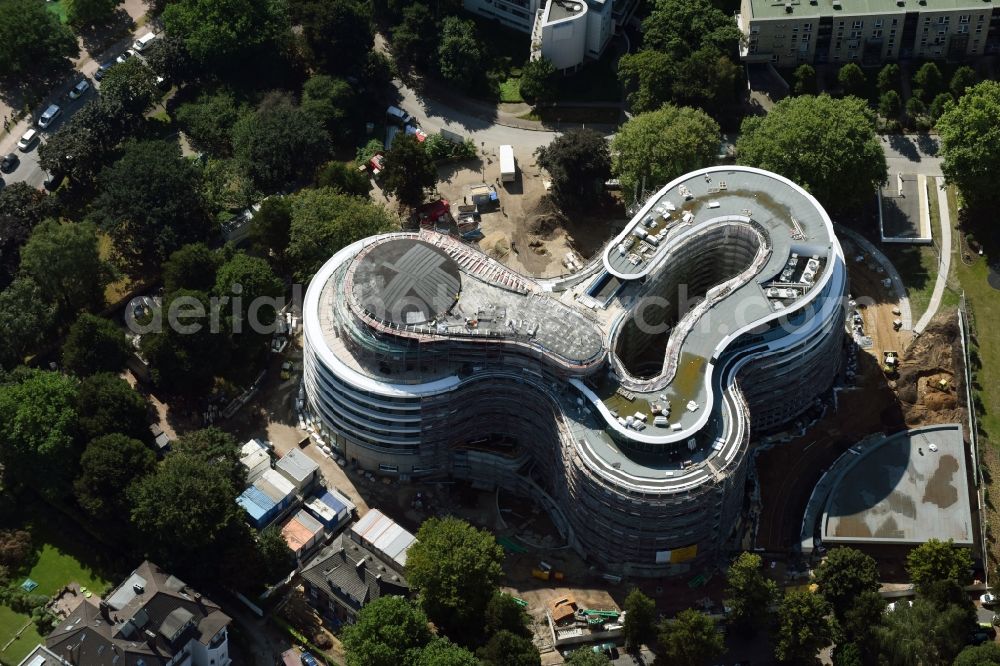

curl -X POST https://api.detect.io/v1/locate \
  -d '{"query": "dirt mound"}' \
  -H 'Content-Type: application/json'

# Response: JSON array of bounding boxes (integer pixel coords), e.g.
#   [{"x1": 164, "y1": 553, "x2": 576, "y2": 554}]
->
[
  {"x1": 525, "y1": 196, "x2": 568, "y2": 240},
  {"x1": 893, "y1": 309, "x2": 965, "y2": 428}
]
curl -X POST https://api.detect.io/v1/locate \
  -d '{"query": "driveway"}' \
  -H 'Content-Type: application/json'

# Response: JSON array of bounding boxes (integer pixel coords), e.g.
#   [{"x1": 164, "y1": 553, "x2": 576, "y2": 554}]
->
[{"x1": 883, "y1": 133, "x2": 944, "y2": 177}]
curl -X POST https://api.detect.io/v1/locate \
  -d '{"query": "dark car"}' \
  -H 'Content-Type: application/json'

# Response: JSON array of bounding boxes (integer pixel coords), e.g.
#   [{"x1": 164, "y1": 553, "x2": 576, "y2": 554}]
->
[
  {"x1": 94, "y1": 61, "x2": 114, "y2": 81},
  {"x1": 0, "y1": 153, "x2": 17, "y2": 173},
  {"x1": 43, "y1": 171, "x2": 65, "y2": 191},
  {"x1": 300, "y1": 653, "x2": 319, "y2": 666}
]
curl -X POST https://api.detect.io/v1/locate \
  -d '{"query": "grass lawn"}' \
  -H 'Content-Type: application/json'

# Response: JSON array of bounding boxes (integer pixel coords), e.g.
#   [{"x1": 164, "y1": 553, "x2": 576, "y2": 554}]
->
[
  {"x1": 98, "y1": 232, "x2": 131, "y2": 305},
  {"x1": 41, "y1": 0, "x2": 67, "y2": 24},
  {"x1": 24, "y1": 542, "x2": 111, "y2": 598},
  {"x1": 518, "y1": 106, "x2": 620, "y2": 125},
  {"x1": 499, "y1": 77, "x2": 523, "y2": 104},
  {"x1": 0, "y1": 605, "x2": 43, "y2": 666}
]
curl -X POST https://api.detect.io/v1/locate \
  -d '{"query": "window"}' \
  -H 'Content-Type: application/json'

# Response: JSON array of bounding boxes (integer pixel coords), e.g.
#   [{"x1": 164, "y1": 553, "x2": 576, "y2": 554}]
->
[
  {"x1": 852, "y1": 20, "x2": 863, "y2": 29},
  {"x1": 801, "y1": 33, "x2": 810, "y2": 41},
  {"x1": 938, "y1": 28, "x2": 946, "y2": 35},
  {"x1": 892, "y1": 18, "x2": 898, "y2": 25},
  {"x1": 874, "y1": 18, "x2": 883, "y2": 28},
  {"x1": 979, "y1": 14, "x2": 986, "y2": 22},
  {"x1": 850, "y1": 30, "x2": 861, "y2": 38},
  {"x1": 872, "y1": 29, "x2": 882, "y2": 38},
  {"x1": 378, "y1": 463, "x2": 398, "y2": 472},
  {"x1": 960, "y1": 14, "x2": 970, "y2": 23},
  {"x1": 803, "y1": 22, "x2": 812, "y2": 31},
  {"x1": 977, "y1": 25, "x2": 983, "y2": 33},
  {"x1": 958, "y1": 24, "x2": 968, "y2": 33},
  {"x1": 938, "y1": 15, "x2": 950, "y2": 24},
  {"x1": 750, "y1": 26, "x2": 760, "y2": 34},
  {"x1": 890, "y1": 28, "x2": 896, "y2": 35}
]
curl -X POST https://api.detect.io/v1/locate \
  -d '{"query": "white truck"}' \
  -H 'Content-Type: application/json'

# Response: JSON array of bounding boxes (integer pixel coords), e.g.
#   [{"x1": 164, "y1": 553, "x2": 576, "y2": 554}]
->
[{"x1": 499, "y1": 144, "x2": 516, "y2": 183}]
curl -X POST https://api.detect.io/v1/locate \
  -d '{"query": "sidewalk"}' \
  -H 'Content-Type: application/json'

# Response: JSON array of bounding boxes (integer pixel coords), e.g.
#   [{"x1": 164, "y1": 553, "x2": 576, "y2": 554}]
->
[{"x1": 913, "y1": 178, "x2": 953, "y2": 334}]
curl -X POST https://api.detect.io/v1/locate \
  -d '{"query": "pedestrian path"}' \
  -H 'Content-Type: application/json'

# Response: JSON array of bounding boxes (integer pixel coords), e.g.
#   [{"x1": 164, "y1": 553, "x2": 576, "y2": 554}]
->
[{"x1": 914, "y1": 178, "x2": 953, "y2": 334}]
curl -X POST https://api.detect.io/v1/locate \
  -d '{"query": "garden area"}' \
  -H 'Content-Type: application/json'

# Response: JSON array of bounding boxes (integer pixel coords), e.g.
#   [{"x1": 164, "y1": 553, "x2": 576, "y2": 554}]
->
[{"x1": 0, "y1": 503, "x2": 115, "y2": 666}]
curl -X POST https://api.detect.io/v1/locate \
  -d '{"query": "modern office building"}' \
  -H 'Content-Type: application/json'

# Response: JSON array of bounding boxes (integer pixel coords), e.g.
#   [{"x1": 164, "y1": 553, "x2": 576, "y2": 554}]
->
[
  {"x1": 303, "y1": 166, "x2": 847, "y2": 576},
  {"x1": 739, "y1": 0, "x2": 1000, "y2": 66},
  {"x1": 464, "y1": 0, "x2": 633, "y2": 70}
]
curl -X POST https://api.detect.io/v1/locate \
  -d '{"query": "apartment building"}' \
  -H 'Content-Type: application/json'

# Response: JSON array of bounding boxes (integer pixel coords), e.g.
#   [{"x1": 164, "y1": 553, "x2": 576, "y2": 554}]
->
[{"x1": 739, "y1": 0, "x2": 1000, "y2": 66}]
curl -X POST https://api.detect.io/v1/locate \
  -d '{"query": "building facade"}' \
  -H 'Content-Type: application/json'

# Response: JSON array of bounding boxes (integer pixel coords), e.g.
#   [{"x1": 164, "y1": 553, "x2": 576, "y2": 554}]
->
[
  {"x1": 739, "y1": 0, "x2": 1000, "y2": 66},
  {"x1": 302, "y1": 167, "x2": 847, "y2": 576}
]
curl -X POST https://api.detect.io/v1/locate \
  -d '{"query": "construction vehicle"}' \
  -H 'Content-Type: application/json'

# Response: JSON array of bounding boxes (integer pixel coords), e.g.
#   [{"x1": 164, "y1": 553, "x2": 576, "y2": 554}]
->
[{"x1": 883, "y1": 351, "x2": 899, "y2": 377}]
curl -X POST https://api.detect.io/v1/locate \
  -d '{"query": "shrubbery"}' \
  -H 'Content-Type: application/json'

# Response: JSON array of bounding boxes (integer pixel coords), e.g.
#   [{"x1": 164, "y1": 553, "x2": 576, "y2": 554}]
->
[{"x1": 424, "y1": 135, "x2": 476, "y2": 162}]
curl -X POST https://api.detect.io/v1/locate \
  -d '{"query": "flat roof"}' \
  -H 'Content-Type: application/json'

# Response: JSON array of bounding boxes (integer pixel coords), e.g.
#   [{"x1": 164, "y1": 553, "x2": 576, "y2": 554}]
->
[
  {"x1": 880, "y1": 173, "x2": 932, "y2": 242},
  {"x1": 822, "y1": 424, "x2": 974, "y2": 545},
  {"x1": 745, "y1": 0, "x2": 997, "y2": 20}
]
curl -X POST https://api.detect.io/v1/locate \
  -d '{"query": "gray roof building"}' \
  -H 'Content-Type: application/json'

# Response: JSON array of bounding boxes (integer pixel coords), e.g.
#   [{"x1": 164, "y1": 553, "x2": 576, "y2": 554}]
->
[{"x1": 275, "y1": 448, "x2": 319, "y2": 492}]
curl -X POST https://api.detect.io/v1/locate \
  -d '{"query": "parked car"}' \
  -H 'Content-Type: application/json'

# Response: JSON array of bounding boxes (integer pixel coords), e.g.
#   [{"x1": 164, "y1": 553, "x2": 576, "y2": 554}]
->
[
  {"x1": 17, "y1": 129, "x2": 39, "y2": 152},
  {"x1": 115, "y1": 49, "x2": 135, "y2": 64},
  {"x1": 0, "y1": 153, "x2": 18, "y2": 173},
  {"x1": 132, "y1": 31, "x2": 156, "y2": 52},
  {"x1": 68, "y1": 79, "x2": 90, "y2": 100},
  {"x1": 300, "y1": 653, "x2": 319, "y2": 666},
  {"x1": 982, "y1": 592, "x2": 997, "y2": 607},
  {"x1": 94, "y1": 61, "x2": 114, "y2": 81},
  {"x1": 37, "y1": 104, "x2": 62, "y2": 129},
  {"x1": 43, "y1": 171, "x2": 64, "y2": 191}
]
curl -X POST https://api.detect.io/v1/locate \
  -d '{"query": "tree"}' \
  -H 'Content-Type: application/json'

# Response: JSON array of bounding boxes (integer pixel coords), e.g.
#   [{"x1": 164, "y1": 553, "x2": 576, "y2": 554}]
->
[
  {"x1": 876, "y1": 63, "x2": 900, "y2": 94},
  {"x1": 623, "y1": 588, "x2": 656, "y2": 648},
  {"x1": 773, "y1": 591, "x2": 833, "y2": 664},
  {"x1": 0, "y1": 278, "x2": 57, "y2": 370},
  {"x1": 316, "y1": 161, "x2": 372, "y2": 197},
  {"x1": 294, "y1": 0, "x2": 372, "y2": 76},
  {"x1": 302, "y1": 74, "x2": 357, "y2": 143},
  {"x1": 736, "y1": 94, "x2": 887, "y2": 215},
  {"x1": 476, "y1": 630, "x2": 540, "y2": 666},
  {"x1": 162, "y1": 0, "x2": 289, "y2": 69},
  {"x1": 837, "y1": 590, "x2": 885, "y2": 664},
  {"x1": 417, "y1": 639, "x2": 479, "y2": 666},
  {"x1": 876, "y1": 598, "x2": 971, "y2": 665},
  {"x1": 286, "y1": 188, "x2": 396, "y2": 281},
  {"x1": 905, "y1": 95, "x2": 926, "y2": 124},
  {"x1": 831, "y1": 642, "x2": 863, "y2": 666},
  {"x1": 950, "y1": 66, "x2": 977, "y2": 99},
  {"x1": 0, "y1": 370, "x2": 80, "y2": 500},
  {"x1": 214, "y1": 252, "x2": 283, "y2": 332},
  {"x1": 813, "y1": 548, "x2": 879, "y2": 621},
  {"x1": 485, "y1": 592, "x2": 530, "y2": 638},
  {"x1": 611, "y1": 104, "x2": 719, "y2": 195},
  {"x1": 929, "y1": 92, "x2": 954, "y2": 122},
  {"x1": 618, "y1": 49, "x2": 675, "y2": 113},
  {"x1": 75, "y1": 434, "x2": 156, "y2": 518},
  {"x1": 658, "y1": 609, "x2": 725, "y2": 666},
  {"x1": 19, "y1": 221, "x2": 110, "y2": 324},
  {"x1": 65, "y1": 0, "x2": 118, "y2": 28},
  {"x1": 62, "y1": 313, "x2": 130, "y2": 377},
  {"x1": 912, "y1": 62, "x2": 944, "y2": 101},
  {"x1": 256, "y1": 526, "x2": 294, "y2": 582},
  {"x1": 381, "y1": 134, "x2": 437, "y2": 209},
  {"x1": 176, "y1": 89, "x2": 248, "y2": 156},
  {"x1": 163, "y1": 243, "x2": 220, "y2": 295},
  {"x1": 232, "y1": 93, "x2": 331, "y2": 192},
  {"x1": 249, "y1": 196, "x2": 293, "y2": 259},
  {"x1": 100, "y1": 57, "x2": 160, "y2": 116},
  {"x1": 0, "y1": 529, "x2": 33, "y2": 568},
  {"x1": 938, "y1": 81, "x2": 1000, "y2": 208},
  {"x1": 725, "y1": 552, "x2": 778, "y2": 634},
  {"x1": 0, "y1": 0, "x2": 78, "y2": 78},
  {"x1": 38, "y1": 96, "x2": 138, "y2": 184},
  {"x1": 905, "y1": 538, "x2": 973, "y2": 592},
  {"x1": 565, "y1": 651, "x2": 609, "y2": 666},
  {"x1": 406, "y1": 516, "x2": 504, "y2": 638},
  {"x1": 76, "y1": 372, "x2": 149, "y2": 442},
  {"x1": 671, "y1": 45, "x2": 739, "y2": 111},
  {"x1": 879, "y1": 90, "x2": 902, "y2": 119},
  {"x1": 171, "y1": 428, "x2": 244, "y2": 489},
  {"x1": 0, "y1": 185, "x2": 56, "y2": 289},
  {"x1": 642, "y1": 0, "x2": 740, "y2": 58},
  {"x1": 341, "y1": 596, "x2": 432, "y2": 666},
  {"x1": 838, "y1": 63, "x2": 867, "y2": 98},
  {"x1": 520, "y1": 57, "x2": 557, "y2": 106},
  {"x1": 391, "y1": 3, "x2": 436, "y2": 67},
  {"x1": 128, "y1": 451, "x2": 240, "y2": 569},
  {"x1": 143, "y1": 35, "x2": 194, "y2": 84},
  {"x1": 535, "y1": 128, "x2": 611, "y2": 208},
  {"x1": 955, "y1": 643, "x2": 1000, "y2": 666},
  {"x1": 91, "y1": 140, "x2": 208, "y2": 276},
  {"x1": 437, "y1": 16, "x2": 487, "y2": 93},
  {"x1": 792, "y1": 64, "x2": 817, "y2": 96}
]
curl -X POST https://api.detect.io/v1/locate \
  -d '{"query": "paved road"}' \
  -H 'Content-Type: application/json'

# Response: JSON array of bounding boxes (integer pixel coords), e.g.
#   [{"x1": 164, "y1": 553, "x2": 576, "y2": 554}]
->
[
  {"x1": 883, "y1": 133, "x2": 944, "y2": 177},
  {"x1": 914, "y1": 177, "x2": 954, "y2": 333}
]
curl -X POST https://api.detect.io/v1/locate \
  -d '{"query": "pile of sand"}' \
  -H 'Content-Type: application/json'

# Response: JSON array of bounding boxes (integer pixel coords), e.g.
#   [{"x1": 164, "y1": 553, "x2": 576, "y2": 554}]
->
[{"x1": 893, "y1": 311, "x2": 965, "y2": 427}]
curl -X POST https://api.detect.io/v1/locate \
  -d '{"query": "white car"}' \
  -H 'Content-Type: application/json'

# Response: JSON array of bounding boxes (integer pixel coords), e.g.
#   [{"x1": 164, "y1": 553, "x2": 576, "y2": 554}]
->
[
  {"x1": 115, "y1": 49, "x2": 135, "y2": 64},
  {"x1": 17, "y1": 129, "x2": 39, "y2": 151},
  {"x1": 982, "y1": 593, "x2": 997, "y2": 607},
  {"x1": 37, "y1": 104, "x2": 62, "y2": 129},
  {"x1": 68, "y1": 79, "x2": 90, "y2": 100}
]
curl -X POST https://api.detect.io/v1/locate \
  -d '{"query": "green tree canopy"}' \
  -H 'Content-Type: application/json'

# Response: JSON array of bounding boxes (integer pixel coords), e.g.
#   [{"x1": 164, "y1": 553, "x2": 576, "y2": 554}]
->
[
  {"x1": 65, "y1": 0, "x2": 118, "y2": 27},
  {"x1": 256, "y1": 525, "x2": 294, "y2": 582},
  {"x1": 249, "y1": 196, "x2": 293, "y2": 259},
  {"x1": 437, "y1": 16, "x2": 487, "y2": 94},
  {"x1": 391, "y1": 3, "x2": 436, "y2": 67},
  {"x1": 76, "y1": 372, "x2": 149, "y2": 442},
  {"x1": 316, "y1": 161, "x2": 372, "y2": 198},
  {"x1": 302, "y1": 74, "x2": 357, "y2": 143},
  {"x1": 0, "y1": 185, "x2": 56, "y2": 288},
  {"x1": 128, "y1": 450, "x2": 240, "y2": 569},
  {"x1": 99, "y1": 57, "x2": 159, "y2": 116},
  {"x1": 623, "y1": 588, "x2": 656, "y2": 648},
  {"x1": 0, "y1": 277, "x2": 57, "y2": 370},
  {"x1": 163, "y1": 0, "x2": 289, "y2": 69},
  {"x1": 170, "y1": 427, "x2": 244, "y2": 489},
  {"x1": 214, "y1": 252, "x2": 283, "y2": 331},
  {"x1": 176, "y1": 89, "x2": 248, "y2": 156},
  {"x1": 91, "y1": 140, "x2": 208, "y2": 276},
  {"x1": 535, "y1": 128, "x2": 611, "y2": 208},
  {"x1": 837, "y1": 590, "x2": 885, "y2": 664},
  {"x1": 618, "y1": 49, "x2": 674, "y2": 114},
  {"x1": 75, "y1": 434, "x2": 156, "y2": 518},
  {"x1": 950, "y1": 66, "x2": 978, "y2": 99},
  {"x1": 725, "y1": 552, "x2": 778, "y2": 634},
  {"x1": 876, "y1": 598, "x2": 972, "y2": 665},
  {"x1": 62, "y1": 313, "x2": 130, "y2": 377},
  {"x1": 813, "y1": 547, "x2": 879, "y2": 622},
  {"x1": 19, "y1": 221, "x2": 110, "y2": 324},
  {"x1": 485, "y1": 592, "x2": 530, "y2": 638},
  {"x1": 163, "y1": 243, "x2": 221, "y2": 295},
  {"x1": 879, "y1": 90, "x2": 902, "y2": 119},
  {"x1": 0, "y1": 369, "x2": 80, "y2": 499},
  {"x1": 670, "y1": 45, "x2": 739, "y2": 110},
  {"x1": 38, "y1": 97, "x2": 136, "y2": 184},
  {"x1": 519, "y1": 57, "x2": 557, "y2": 106},
  {"x1": 792, "y1": 64, "x2": 817, "y2": 96},
  {"x1": 0, "y1": 0, "x2": 78, "y2": 78},
  {"x1": 232, "y1": 93, "x2": 331, "y2": 192},
  {"x1": 406, "y1": 516, "x2": 504, "y2": 638},
  {"x1": 937, "y1": 81, "x2": 1000, "y2": 206},
  {"x1": 642, "y1": 0, "x2": 741, "y2": 58},
  {"x1": 476, "y1": 630, "x2": 540, "y2": 666},
  {"x1": 930, "y1": 92, "x2": 955, "y2": 123},
  {"x1": 143, "y1": 35, "x2": 194, "y2": 84},
  {"x1": 341, "y1": 596, "x2": 432, "y2": 666},
  {"x1": 293, "y1": 0, "x2": 372, "y2": 76},
  {"x1": 876, "y1": 63, "x2": 901, "y2": 94},
  {"x1": 905, "y1": 538, "x2": 973, "y2": 592},
  {"x1": 736, "y1": 94, "x2": 887, "y2": 215},
  {"x1": 658, "y1": 609, "x2": 725, "y2": 666},
  {"x1": 611, "y1": 103, "x2": 719, "y2": 196},
  {"x1": 954, "y1": 643, "x2": 1000, "y2": 666},
  {"x1": 565, "y1": 651, "x2": 609, "y2": 666},
  {"x1": 838, "y1": 63, "x2": 868, "y2": 98},
  {"x1": 382, "y1": 134, "x2": 437, "y2": 209},
  {"x1": 287, "y1": 188, "x2": 397, "y2": 281},
  {"x1": 416, "y1": 638, "x2": 480, "y2": 666},
  {"x1": 913, "y1": 62, "x2": 944, "y2": 101},
  {"x1": 774, "y1": 591, "x2": 833, "y2": 664}
]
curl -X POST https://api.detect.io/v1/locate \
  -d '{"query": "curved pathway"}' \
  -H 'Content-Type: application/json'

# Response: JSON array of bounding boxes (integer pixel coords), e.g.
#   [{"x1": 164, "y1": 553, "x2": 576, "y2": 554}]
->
[
  {"x1": 835, "y1": 224, "x2": 913, "y2": 331},
  {"x1": 914, "y1": 181, "x2": 953, "y2": 333}
]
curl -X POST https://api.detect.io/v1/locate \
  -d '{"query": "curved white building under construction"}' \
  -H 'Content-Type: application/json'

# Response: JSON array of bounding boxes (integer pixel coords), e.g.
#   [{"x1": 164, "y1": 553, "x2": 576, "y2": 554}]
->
[{"x1": 302, "y1": 166, "x2": 847, "y2": 575}]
